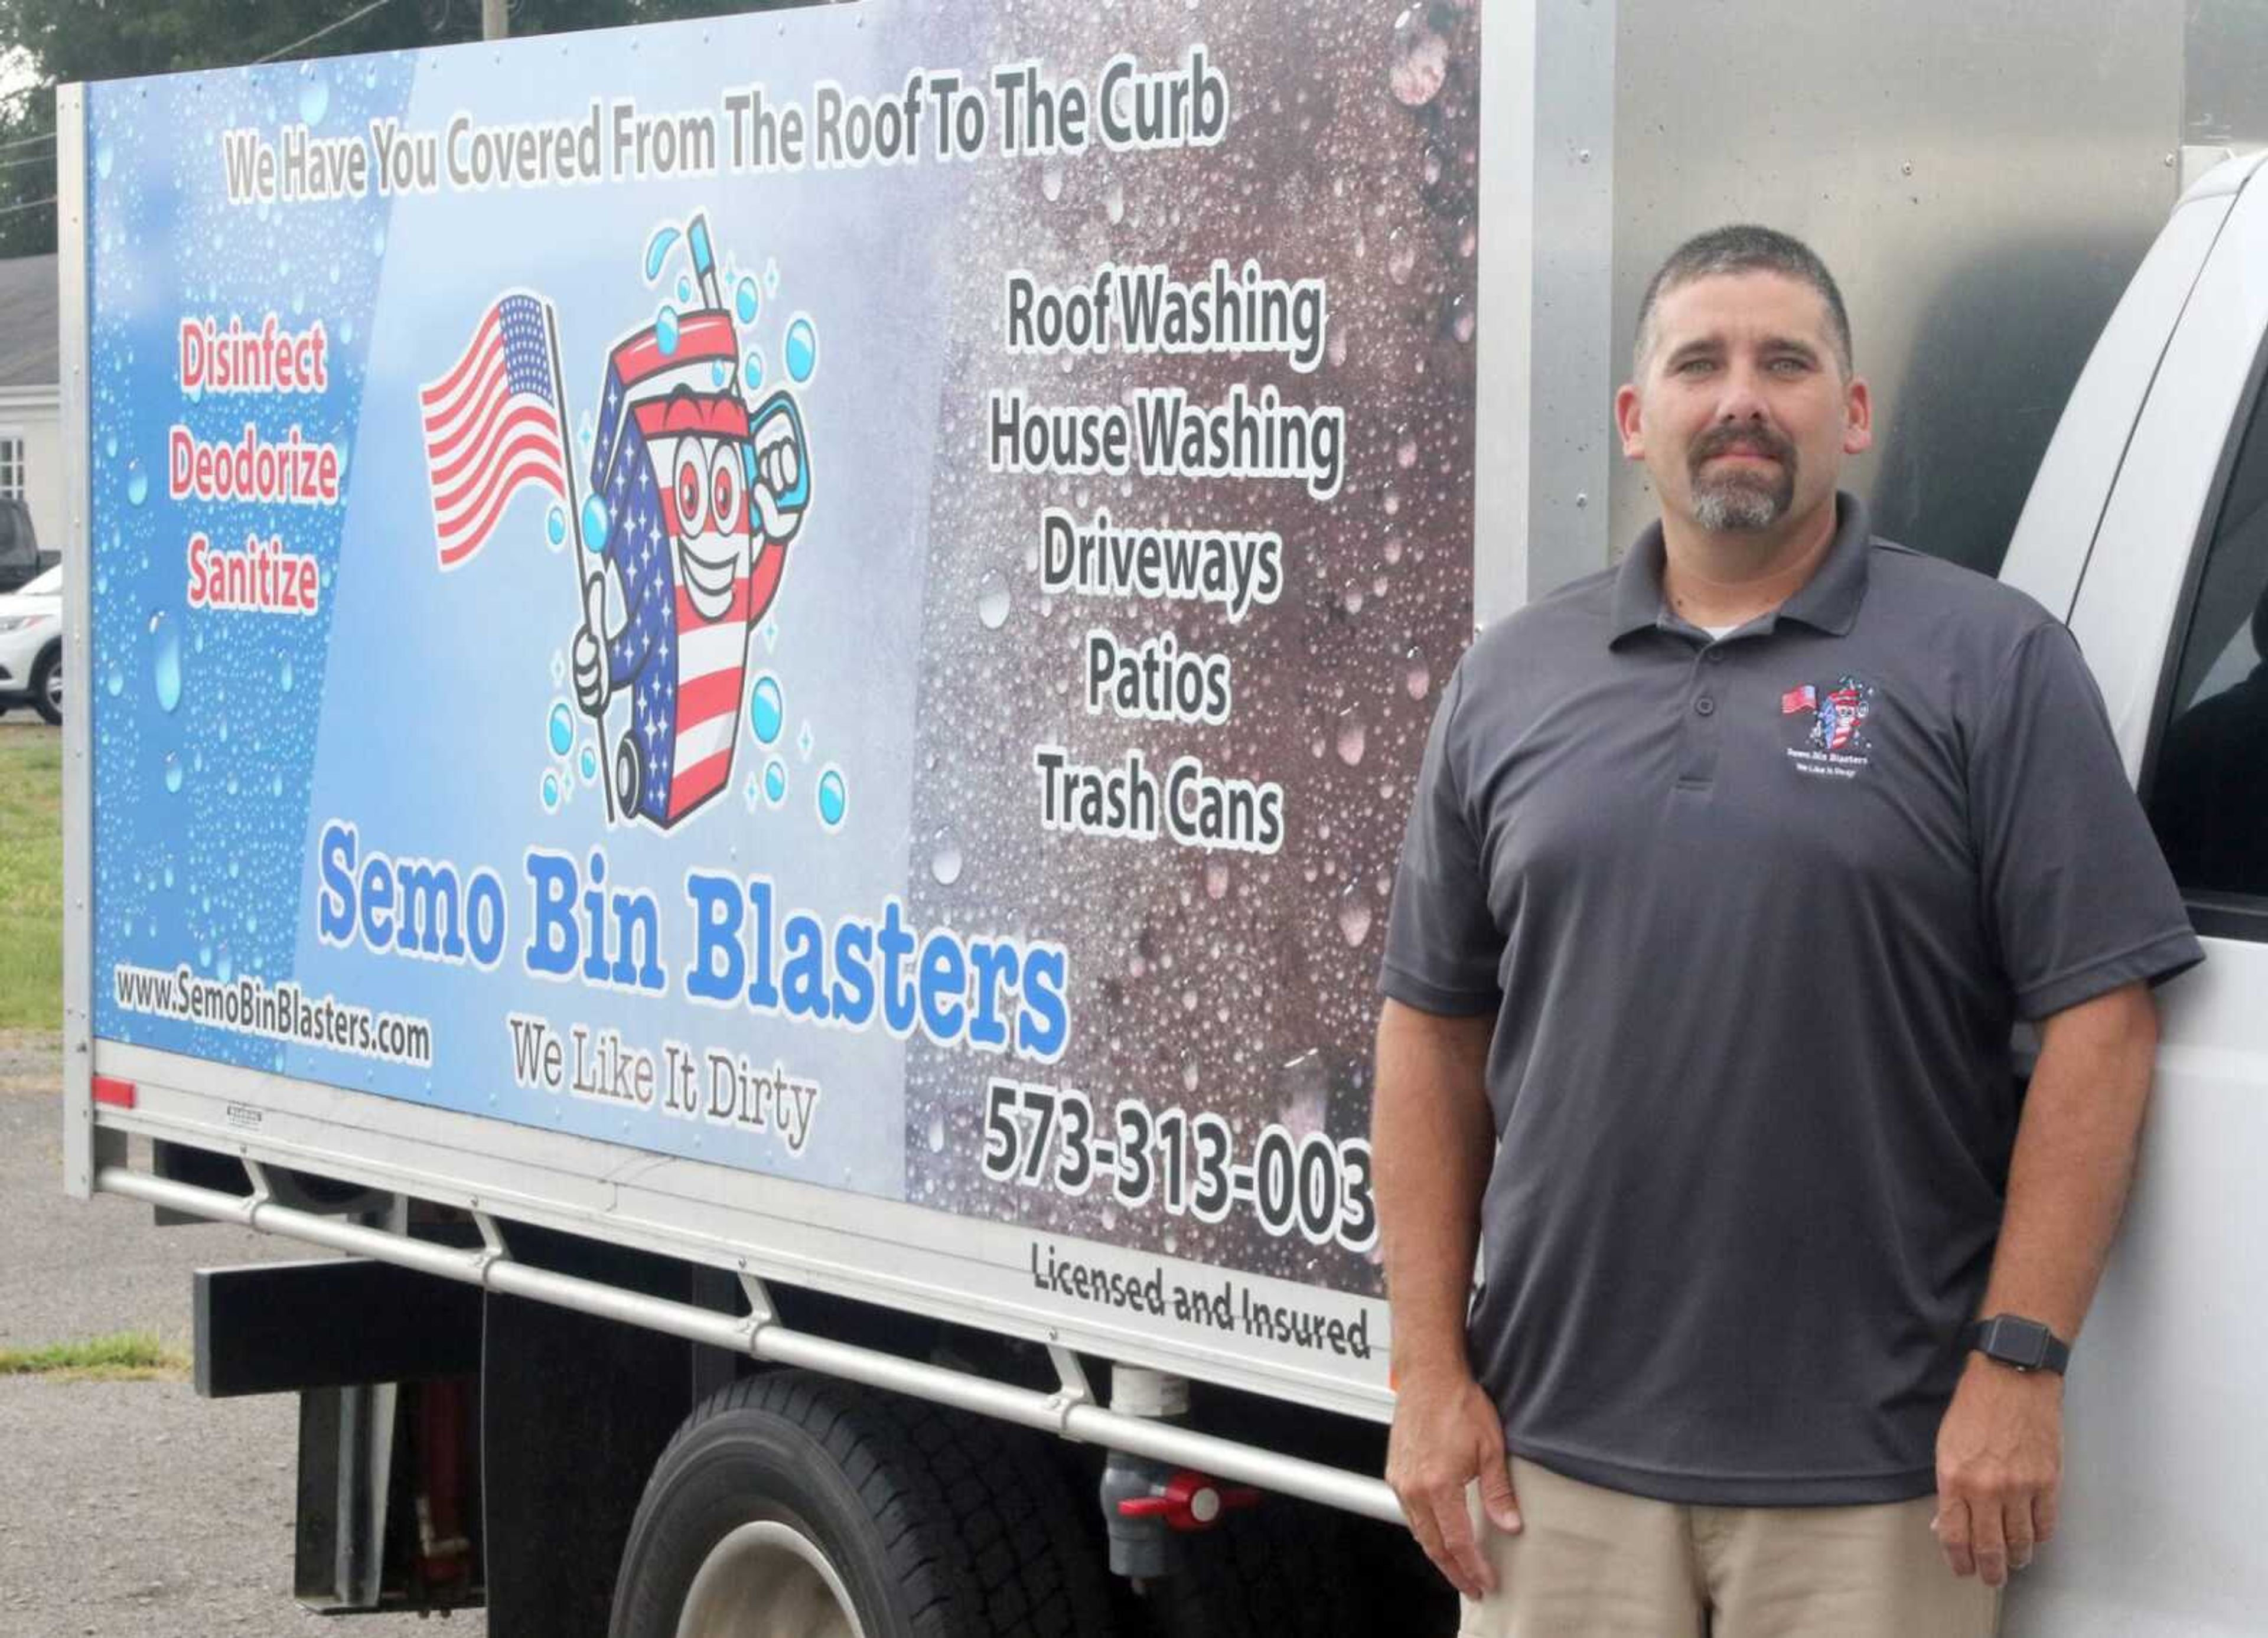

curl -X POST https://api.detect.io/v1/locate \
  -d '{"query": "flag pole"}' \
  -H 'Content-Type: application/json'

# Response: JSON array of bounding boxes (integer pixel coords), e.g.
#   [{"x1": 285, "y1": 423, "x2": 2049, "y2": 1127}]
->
[{"x1": 546, "y1": 299, "x2": 617, "y2": 825}]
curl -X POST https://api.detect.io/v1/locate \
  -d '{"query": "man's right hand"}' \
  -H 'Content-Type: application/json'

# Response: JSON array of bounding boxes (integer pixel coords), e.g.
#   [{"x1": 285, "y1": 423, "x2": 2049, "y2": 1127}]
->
[{"x1": 1385, "y1": 1366, "x2": 1523, "y2": 1600}]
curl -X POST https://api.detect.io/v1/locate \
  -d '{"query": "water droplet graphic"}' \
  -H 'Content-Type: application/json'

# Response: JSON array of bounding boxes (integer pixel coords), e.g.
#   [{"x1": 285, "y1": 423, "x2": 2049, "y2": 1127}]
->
[
  {"x1": 163, "y1": 753, "x2": 182, "y2": 793},
  {"x1": 1105, "y1": 180, "x2": 1126, "y2": 223},
  {"x1": 1338, "y1": 895, "x2": 1374, "y2": 947},
  {"x1": 548, "y1": 701, "x2": 575, "y2": 756},
  {"x1": 270, "y1": 774, "x2": 282, "y2": 797},
  {"x1": 1205, "y1": 859, "x2": 1230, "y2": 900},
  {"x1": 785, "y1": 316, "x2": 817, "y2": 383},
  {"x1": 1406, "y1": 652, "x2": 1432, "y2": 699},
  {"x1": 926, "y1": 1111, "x2": 947, "y2": 1153},
  {"x1": 217, "y1": 947, "x2": 234, "y2": 983},
  {"x1": 95, "y1": 139, "x2": 113, "y2": 179},
  {"x1": 126, "y1": 467, "x2": 148, "y2": 506},
  {"x1": 1182, "y1": 1062, "x2": 1200, "y2": 1092},
  {"x1": 278, "y1": 656, "x2": 294, "y2": 693},
  {"x1": 542, "y1": 772, "x2": 561, "y2": 811},
  {"x1": 736, "y1": 276, "x2": 760, "y2": 324},
  {"x1": 1335, "y1": 717, "x2": 1367, "y2": 766},
  {"x1": 1390, "y1": 23, "x2": 1451, "y2": 106},
  {"x1": 150, "y1": 613, "x2": 182, "y2": 712},
  {"x1": 162, "y1": 865, "x2": 174, "y2": 888},
  {"x1": 372, "y1": 227, "x2": 385, "y2": 257},
  {"x1": 976, "y1": 575, "x2": 1011, "y2": 630},
  {"x1": 655, "y1": 305, "x2": 681, "y2": 356},
  {"x1": 743, "y1": 351, "x2": 765, "y2": 390},
  {"x1": 546, "y1": 506, "x2": 567, "y2": 547},
  {"x1": 764, "y1": 760, "x2": 787, "y2": 804},
  {"x1": 748, "y1": 673, "x2": 784, "y2": 743},
  {"x1": 581, "y1": 495, "x2": 610, "y2": 552},
  {"x1": 643, "y1": 227, "x2": 680, "y2": 282},
  {"x1": 816, "y1": 766, "x2": 846, "y2": 827},
  {"x1": 104, "y1": 435, "x2": 116, "y2": 458},
  {"x1": 930, "y1": 843, "x2": 963, "y2": 886},
  {"x1": 298, "y1": 76, "x2": 330, "y2": 126},
  {"x1": 580, "y1": 745, "x2": 598, "y2": 782},
  {"x1": 104, "y1": 664, "x2": 122, "y2": 697},
  {"x1": 1041, "y1": 163, "x2": 1064, "y2": 202},
  {"x1": 676, "y1": 275, "x2": 692, "y2": 304}
]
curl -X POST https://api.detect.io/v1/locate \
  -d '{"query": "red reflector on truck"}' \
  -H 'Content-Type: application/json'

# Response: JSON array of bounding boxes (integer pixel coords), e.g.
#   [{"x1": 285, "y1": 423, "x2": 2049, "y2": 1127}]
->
[{"x1": 92, "y1": 1076, "x2": 136, "y2": 1109}]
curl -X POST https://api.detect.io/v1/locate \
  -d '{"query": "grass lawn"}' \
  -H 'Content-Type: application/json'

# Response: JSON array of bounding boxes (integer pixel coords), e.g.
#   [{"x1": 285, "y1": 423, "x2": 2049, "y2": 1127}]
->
[
  {"x1": 0, "y1": 727, "x2": 61, "y2": 1032},
  {"x1": 0, "y1": 1329, "x2": 188, "y2": 1381}
]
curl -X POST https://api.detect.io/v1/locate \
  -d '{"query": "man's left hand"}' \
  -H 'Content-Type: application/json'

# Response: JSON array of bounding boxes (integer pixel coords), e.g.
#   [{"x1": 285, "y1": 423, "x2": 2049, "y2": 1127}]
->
[{"x1": 1933, "y1": 1355, "x2": 2064, "y2": 1588}]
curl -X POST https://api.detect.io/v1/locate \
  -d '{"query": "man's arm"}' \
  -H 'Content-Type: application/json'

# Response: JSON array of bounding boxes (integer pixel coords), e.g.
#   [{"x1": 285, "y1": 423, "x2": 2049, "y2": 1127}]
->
[
  {"x1": 1374, "y1": 997, "x2": 1516, "y2": 1598},
  {"x1": 1934, "y1": 980, "x2": 2160, "y2": 1588}
]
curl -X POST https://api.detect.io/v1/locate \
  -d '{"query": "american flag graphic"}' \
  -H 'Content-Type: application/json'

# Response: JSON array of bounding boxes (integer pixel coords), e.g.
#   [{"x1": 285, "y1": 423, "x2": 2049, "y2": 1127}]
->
[
  {"x1": 589, "y1": 309, "x2": 764, "y2": 827},
  {"x1": 421, "y1": 294, "x2": 568, "y2": 570}
]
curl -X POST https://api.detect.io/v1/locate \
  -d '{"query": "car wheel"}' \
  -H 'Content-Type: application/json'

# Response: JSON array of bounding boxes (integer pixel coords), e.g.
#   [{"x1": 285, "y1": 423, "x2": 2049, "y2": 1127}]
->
[{"x1": 31, "y1": 644, "x2": 59, "y2": 725}]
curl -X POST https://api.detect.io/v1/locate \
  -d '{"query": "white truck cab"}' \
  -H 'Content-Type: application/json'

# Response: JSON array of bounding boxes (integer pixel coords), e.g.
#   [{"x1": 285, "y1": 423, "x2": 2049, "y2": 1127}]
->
[{"x1": 2002, "y1": 149, "x2": 2268, "y2": 1637}]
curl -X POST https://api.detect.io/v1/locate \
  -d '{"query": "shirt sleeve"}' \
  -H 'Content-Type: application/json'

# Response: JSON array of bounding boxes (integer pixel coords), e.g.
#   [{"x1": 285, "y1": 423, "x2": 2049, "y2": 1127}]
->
[
  {"x1": 1970, "y1": 621, "x2": 2204, "y2": 1020},
  {"x1": 1378, "y1": 660, "x2": 1504, "y2": 1016}
]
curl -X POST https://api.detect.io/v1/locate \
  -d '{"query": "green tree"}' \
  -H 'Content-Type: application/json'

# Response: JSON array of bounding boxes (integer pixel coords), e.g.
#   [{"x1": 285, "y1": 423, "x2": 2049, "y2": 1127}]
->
[{"x1": 0, "y1": 0, "x2": 798, "y2": 254}]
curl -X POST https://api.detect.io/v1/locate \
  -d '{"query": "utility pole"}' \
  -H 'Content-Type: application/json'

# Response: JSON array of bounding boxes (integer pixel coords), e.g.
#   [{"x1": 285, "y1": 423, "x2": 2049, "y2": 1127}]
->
[{"x1": 483, "y1": 0, "x2": 509, "y2": 40}]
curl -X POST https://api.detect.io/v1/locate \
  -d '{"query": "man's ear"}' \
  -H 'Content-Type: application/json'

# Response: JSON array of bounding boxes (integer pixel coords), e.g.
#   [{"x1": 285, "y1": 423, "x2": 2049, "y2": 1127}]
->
[
  {"x1": 1842, "y1": 375, "x2": 1873, "y2": 456},
  {"x1": 1615, "y1": 383, "x2": 1645, "y2": 460}
]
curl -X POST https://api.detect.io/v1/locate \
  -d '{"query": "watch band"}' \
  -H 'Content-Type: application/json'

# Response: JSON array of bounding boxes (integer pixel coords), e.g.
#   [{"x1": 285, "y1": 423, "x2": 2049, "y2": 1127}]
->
[{"x1": 1964, "y1": 1314, "x2": 2071, "y2": 1375}]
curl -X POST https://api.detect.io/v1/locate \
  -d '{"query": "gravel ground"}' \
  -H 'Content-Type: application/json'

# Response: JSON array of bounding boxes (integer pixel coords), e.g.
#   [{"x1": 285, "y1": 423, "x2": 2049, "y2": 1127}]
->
[{"x1": 0, "y1": 1035, "x2": 488, "y2": 1637}]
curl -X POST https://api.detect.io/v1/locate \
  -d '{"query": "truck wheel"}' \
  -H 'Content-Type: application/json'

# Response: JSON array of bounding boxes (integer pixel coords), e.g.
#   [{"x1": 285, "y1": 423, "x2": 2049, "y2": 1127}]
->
[
  {"x1": 31, "y1": 644, "x2": 59, "y2": 725},
  {"x1": 1140, "y1": 1494, "x2": 1454, "y2": 1638},
  {"x1": 610, "y1": 1372, "x2": 1114, "y2": 1638}
]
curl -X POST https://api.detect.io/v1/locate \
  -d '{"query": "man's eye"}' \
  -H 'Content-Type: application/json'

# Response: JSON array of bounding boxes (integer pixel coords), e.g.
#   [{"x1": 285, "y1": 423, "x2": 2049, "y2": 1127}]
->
[
  {"x1": 1674, "y1": 358, "x2": 1715, "y2": 375},
  {"x1": 1767, "y1": 357, "x2": 1810, "y2": 374}
]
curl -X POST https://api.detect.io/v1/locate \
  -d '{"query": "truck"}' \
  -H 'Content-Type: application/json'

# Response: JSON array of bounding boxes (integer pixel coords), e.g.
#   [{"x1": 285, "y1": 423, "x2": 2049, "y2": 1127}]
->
[{"x1": 50, "y1": 1, "x2": 2268, "y2": 1633}]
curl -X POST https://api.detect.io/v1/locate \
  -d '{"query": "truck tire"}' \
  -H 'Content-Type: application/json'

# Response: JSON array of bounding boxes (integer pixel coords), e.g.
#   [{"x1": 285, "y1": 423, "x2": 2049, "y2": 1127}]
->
[
  {"x1": 31, "y1": 642, "x2": 59, "y2": 725},
  {"x1": 1139, "y1": 1494, "x2": 1455, "y2": 1638},
  {"x1": 610, "y1": 1371, "x2": 1115, "y2": 1638}
]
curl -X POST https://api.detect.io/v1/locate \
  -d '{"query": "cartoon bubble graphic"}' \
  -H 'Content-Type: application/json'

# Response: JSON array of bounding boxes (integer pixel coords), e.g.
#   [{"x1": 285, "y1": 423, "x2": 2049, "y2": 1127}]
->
[
  {"x1": 542, "y1": 772, "x2": 561, "y2": 811},
  {"x1": 676, "y1": 275, "x2": 692, "y2": 304},
  {"x1": 655, "y1": 305, "x2": 681, "y2": 357},
  {"x1": 764, "y1": 759, "x2": 787, "y2": 804},
  {"x1": 580, "y1": 745, "x2": 598, "y2": 782},
  {"x1": 816, "y1": 766, "x2": 847, "y2": 828},
  {"x1": 150, "y1": 612, "x2": 181, "y2": 712},
  {"x1": 298, "y1": 74, "x2": 329, "y2": 126},
  {"x1": 548, "y1": 701, "x2": 575, "y2": 756},
  {"x1": 785, "y1": 316, "x2": 817, "y2": 383},
  {"x1": 743, "y1": 351, "x2": 765, "y2": 391},
  {"x1": 748, "y1": 674, "x2": 784, "y2": 744},
  {"x1": 736, "y1": 276, "x2": 760, "y2": 325},
  {"x1": 644, "y1": 227, "x2": 680, "y2": 282},
  {"x1": 126, "y1": 467, "x2": 148, "y2": 506},
  {"x1": 581, "y1": 495, "x2": 610, "y2": 552},
  {"x1": 976, "y1": 574, "x2": 1011, "y2": 631},
  {"x1": 547, "y1": 505, "x2": 567, "y2": 548}
]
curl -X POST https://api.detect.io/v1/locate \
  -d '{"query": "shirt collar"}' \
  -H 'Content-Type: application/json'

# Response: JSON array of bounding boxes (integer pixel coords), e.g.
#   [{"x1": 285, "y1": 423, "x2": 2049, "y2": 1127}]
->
[{"x1": 1608, "y1": 490, "x2": 1873, "y2": 647}]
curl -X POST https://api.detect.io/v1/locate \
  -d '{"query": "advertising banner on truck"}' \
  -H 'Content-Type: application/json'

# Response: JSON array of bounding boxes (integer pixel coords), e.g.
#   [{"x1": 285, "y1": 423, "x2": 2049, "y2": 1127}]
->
[{"x1": 83, "y1": 0, "x2": 1477, "y2": 1369}]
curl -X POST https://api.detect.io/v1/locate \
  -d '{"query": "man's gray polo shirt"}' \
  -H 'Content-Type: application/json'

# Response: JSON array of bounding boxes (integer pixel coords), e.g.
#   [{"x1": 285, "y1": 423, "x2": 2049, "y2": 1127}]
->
[{"x1": 1380, "y1": 494, "x2": 2202, "y2": 1507}]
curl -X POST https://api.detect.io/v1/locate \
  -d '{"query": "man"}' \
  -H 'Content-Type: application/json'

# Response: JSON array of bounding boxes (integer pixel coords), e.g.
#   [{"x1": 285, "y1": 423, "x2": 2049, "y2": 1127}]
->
[{"x1": 1374, "y1": 225, "x2": 2202, "y2": 1637}]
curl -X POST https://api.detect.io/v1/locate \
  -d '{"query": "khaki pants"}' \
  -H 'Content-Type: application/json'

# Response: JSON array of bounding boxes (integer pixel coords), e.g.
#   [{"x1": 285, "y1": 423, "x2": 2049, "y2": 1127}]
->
[{"x1": 1458, "y1": 1458, "x2": 2000, "y2": 1638}]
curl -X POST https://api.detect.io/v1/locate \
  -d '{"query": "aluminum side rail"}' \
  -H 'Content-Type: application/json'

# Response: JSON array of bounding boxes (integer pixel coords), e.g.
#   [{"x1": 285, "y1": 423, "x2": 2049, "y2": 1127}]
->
[{"x1": 94, "y1": 1163, "x2": 1405, "y2": 1527}]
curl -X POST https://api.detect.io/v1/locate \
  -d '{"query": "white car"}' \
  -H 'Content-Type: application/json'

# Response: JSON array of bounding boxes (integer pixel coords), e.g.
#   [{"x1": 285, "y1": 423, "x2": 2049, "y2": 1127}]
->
[{"x1": 0, "y1": 562, "x2": 61, "y2": 725}]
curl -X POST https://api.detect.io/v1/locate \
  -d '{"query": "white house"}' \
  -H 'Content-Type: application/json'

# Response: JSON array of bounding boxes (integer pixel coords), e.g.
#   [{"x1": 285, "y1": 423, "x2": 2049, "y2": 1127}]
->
[{"x1": 0, "y1": 253, "x2": 61, "y2": 554}]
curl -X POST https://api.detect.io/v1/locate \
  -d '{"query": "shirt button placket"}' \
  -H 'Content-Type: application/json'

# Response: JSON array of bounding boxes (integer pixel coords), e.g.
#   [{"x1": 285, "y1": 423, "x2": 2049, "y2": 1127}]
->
[{"x1": 1677, "y1": 649, "x2": 1722, "y2": 790}]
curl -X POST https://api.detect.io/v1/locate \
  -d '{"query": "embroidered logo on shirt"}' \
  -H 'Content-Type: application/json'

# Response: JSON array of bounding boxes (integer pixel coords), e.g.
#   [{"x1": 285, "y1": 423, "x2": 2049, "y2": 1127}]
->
[{"x1": 1781, "y1": 676, "x2": 1875, "y2": 779}]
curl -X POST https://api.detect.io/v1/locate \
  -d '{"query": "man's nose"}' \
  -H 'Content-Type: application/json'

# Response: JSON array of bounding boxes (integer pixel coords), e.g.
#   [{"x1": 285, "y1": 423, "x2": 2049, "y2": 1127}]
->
[{"x1": 1714, "y1": 364, "x2": 1772, "y2": 423}]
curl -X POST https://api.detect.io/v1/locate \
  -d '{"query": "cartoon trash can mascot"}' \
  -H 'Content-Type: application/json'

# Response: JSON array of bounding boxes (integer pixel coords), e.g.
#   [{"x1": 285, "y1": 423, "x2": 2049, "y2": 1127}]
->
[{"x1": 572, "y1": 299, "x2": 809, "y2": 829}]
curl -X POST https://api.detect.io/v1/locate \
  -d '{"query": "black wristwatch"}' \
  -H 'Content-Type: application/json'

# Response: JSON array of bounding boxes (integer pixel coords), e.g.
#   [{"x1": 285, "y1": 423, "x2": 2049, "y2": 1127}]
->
[{"x1": 1964, "y1": 1314, "x2": 2071, "y2": 1375}]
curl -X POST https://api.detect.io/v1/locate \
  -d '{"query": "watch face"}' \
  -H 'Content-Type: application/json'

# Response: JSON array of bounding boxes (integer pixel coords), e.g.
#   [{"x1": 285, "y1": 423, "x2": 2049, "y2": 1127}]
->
[{"x1": 1991, "y1": 1317, "x2": 2052, "y2": 1369}]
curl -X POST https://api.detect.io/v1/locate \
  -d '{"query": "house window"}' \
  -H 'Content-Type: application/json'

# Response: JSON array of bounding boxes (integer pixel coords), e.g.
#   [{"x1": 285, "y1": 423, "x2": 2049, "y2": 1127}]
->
[{"x1": 0, "y1": 436, "x2": 25, "y2": 500}]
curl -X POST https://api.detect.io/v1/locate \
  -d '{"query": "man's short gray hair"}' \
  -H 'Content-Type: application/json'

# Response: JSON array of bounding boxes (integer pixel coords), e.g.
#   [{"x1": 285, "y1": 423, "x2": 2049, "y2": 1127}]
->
[{"x1": 1632, "y1": 224, "x2": 1852, "y2": 377}]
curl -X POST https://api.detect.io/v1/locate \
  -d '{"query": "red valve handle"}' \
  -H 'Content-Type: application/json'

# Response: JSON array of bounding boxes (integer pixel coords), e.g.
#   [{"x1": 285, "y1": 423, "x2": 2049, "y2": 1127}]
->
[{"x1": 1115, "y1": 1470, "x2": 1262, "y2": 1531}]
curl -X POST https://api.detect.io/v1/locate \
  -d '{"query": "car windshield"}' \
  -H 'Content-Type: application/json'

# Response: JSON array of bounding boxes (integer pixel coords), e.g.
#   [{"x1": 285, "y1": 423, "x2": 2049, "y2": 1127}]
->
[{"x1": 19, "y1": 565, "x2": 58, "y2": 597}]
